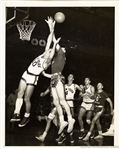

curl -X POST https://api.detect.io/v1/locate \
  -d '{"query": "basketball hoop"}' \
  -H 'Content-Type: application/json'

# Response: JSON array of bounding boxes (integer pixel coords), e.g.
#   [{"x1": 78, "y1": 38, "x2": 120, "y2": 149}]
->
[{"x1": 16, "y1": 20, "x2": 36, "y2": 41}]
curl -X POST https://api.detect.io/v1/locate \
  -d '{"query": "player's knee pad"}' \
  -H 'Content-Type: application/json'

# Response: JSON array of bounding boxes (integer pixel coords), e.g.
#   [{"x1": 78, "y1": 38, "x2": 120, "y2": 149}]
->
[
  {"x1": 48, "y1": 113, "x2": 55, "y2": 120},
  {"x1": 86, "y1": 119, "x2": 91, "y2": 124}
]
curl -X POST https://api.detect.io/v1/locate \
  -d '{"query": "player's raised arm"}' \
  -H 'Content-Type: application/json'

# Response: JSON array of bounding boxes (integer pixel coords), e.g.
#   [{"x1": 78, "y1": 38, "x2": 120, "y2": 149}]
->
[
  {"x1": 44, "y1": 28, "x2": 54, "y2": 53},
  {"x1": 45, "y1": 16, "x2": 61, "y2": 51}
]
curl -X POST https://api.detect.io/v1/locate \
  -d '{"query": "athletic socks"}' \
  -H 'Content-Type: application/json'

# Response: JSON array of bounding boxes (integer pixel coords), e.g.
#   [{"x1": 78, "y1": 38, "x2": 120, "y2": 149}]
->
[
  {"x1": 42, "y1": 131, "x2": 47, "y2": 138},
  {"x1": 98, "y1": 130, "x2": 102, "y2": 135},
  {"x1": 35, "y1": 132, "x2": 47, "y2": 142},
  {"x1": 59, "y1": 115, "x2": 64, "y2": 123},
  {"x1": 14, "y1": 98, "x2": 23, "y2": 114},
  {"x1": 67, "y1": 115, "x2": 72, "y2": 121},
  {"x1": 24, "y1": 112, "x2": 30, "y2": 118},
  {"x1": 87, "y1": 132, "x2": 91, "y2": 137},
  {"x1": 86, "y1": 119, "x2": 91, "y2": 124},
  {"x1": 109, "y1": 124, "x2": 114, "y2": 130},
  {"x1": 83, "y1": 132, "x2": 91, "y2": 141}
]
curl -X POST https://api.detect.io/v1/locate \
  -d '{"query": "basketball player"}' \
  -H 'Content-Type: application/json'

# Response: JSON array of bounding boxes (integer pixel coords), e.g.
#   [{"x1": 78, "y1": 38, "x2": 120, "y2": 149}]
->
[
  {"x1": 36, "y1": 88, "x2": 58, "y2": 143},
  {"x1": 82, "y1": 83, "x2": 113, "y2": 141},
  {"x1": 65, "y1": 74, "x2": 81, "y2": 117},
  {"x1": 56, "y1": 74, "x2": 82, "y2": 144},
  {"x1": 78, "y1": 77, "x2": 95, "y2": 139},
  {"x1": 10, "y1": 18, "x2": 61, "y2": 127},
  {"x1": 36, "y1": 74, "x2": 81, "y2": 144},
  {"x1": 45, "y1": 16, "x2": 75, "y2": 135}
]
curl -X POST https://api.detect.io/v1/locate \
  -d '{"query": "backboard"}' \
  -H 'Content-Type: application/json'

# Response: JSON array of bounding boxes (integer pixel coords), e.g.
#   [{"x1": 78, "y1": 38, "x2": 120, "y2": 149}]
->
[{"x1": 6, "y1": 7, "x2": 29, "y2": 30}]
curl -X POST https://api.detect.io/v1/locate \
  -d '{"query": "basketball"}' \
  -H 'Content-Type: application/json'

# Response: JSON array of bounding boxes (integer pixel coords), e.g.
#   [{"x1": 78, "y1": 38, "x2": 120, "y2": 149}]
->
[{"x1": 54, "y1": 12, "x2": 65, "y2": 23}]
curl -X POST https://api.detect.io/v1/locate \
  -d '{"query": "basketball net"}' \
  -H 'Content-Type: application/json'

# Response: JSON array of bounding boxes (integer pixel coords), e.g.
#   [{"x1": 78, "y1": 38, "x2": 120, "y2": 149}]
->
[{"x1": 16, "y1": 20, "x2": 36, "y2": 41}]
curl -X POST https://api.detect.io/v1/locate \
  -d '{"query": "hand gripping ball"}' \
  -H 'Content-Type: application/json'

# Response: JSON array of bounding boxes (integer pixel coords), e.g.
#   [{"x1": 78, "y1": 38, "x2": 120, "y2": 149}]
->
[{"x1": 54, "y1": 12, "x2": 65, "y2": 23}]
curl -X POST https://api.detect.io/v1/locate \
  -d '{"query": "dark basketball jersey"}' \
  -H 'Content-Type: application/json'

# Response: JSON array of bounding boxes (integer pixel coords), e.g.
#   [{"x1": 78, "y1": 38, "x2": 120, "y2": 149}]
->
[
  {"x1": 95, "y1": 91, "x2": 108, "y2": 107},
  {"x1": 51, "y1": 48, "x2": 66, "y2": 73}
]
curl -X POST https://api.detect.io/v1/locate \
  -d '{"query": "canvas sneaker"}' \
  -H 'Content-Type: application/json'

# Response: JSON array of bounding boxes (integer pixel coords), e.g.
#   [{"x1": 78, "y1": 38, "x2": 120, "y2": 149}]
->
[
  {"x1": 18, "y1": 117, "x2": 30, "y2": 127},
  {"x1": 10, "y1": 113, "x2": 21, "y2": 122}
]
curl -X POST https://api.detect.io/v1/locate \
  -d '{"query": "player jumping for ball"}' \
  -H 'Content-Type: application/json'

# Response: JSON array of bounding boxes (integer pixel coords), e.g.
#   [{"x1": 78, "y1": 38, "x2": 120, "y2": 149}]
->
[
  {"x1": 45, "y1": 16, "x2": 75, "y2": 134},
  {"x1": 10, "y1": 17, "x2": 61, "y2": 127},
  {"x1": 36, "y1": 74, "x2": 82, "y2": 144}
]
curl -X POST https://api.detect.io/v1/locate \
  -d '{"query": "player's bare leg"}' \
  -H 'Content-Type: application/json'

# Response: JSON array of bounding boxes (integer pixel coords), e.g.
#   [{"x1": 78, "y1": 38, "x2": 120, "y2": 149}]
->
[
  {"x1": 36, "y1": 108, "x2": 57, "y2": 142},
  {"x1": 10, "y1": 79, "x2": 26, "y2": 122},
  {"x1": 18, "y1": 85, "x2": 35, "y2": 127},
  {"x1": 52, "y1": 87, "x2": 68, "y2": 134},
  {"x1": 55, "y1": 80, "x2": 75, "y2": 133}
]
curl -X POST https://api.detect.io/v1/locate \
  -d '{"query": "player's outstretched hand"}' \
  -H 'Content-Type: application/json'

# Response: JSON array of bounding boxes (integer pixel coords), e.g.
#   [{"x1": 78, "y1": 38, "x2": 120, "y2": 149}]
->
[
  {"x1": 45, "y1": 16, "x2": 55, "y2": 29},
  {"x1": 55, "y1": 37, "x2": 61, "y2": 44}
]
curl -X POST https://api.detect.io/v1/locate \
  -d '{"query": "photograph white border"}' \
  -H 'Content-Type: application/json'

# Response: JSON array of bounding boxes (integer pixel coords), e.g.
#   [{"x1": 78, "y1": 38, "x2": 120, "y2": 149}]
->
[{"x1": 0, "y1": 0, "x2": 119, "y2": 148}]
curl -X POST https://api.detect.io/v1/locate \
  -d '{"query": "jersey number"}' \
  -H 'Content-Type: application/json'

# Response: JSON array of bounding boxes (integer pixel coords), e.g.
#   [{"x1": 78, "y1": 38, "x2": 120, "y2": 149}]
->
[{"x1": 32, "y1": 58, "x2": 41, "y2": 67}]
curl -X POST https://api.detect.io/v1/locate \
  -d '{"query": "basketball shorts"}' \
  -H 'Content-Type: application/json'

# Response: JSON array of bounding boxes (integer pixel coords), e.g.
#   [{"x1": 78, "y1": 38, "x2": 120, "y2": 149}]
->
[
  {"x1": 21, "y1": 71, "x2": 39, "y2": 85},
  {"x1": 94, "y1": 105, "x2": 104, "y2": 113},
  {"x1": 51, "y1": 73, "x2": 65, "y2": 87},
  {"x1": 81, "y1": 102, "x2": 94, "y2": 111},
  {"x1": 66, "y1": 99, "x2": 74, "y2": 108}
]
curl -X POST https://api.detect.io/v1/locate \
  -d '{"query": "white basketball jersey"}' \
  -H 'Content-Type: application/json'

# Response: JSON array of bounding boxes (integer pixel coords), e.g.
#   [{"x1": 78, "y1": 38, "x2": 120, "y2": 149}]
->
[
  {"x1": 65, "y1": 84, "x2": 76, "y2": 100},
  {"x1": 83, "y1": 85, "x2": 93, "y2": 103},
  {"x1": 27, "y1": 54, "x2": 45, "y2": 75}
]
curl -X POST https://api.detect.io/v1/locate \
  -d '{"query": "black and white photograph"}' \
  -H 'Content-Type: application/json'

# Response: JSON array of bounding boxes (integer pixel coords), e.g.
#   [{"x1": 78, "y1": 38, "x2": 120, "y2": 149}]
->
[{"x1": 0, "y1": 0, "x2": 119, "y2": 148}]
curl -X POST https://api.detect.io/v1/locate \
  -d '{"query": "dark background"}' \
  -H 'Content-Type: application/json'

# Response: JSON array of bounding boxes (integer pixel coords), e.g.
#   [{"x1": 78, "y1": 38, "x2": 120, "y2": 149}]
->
[{"x1": 6, "y1": 7, "x2": 114, "y2": 115}]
